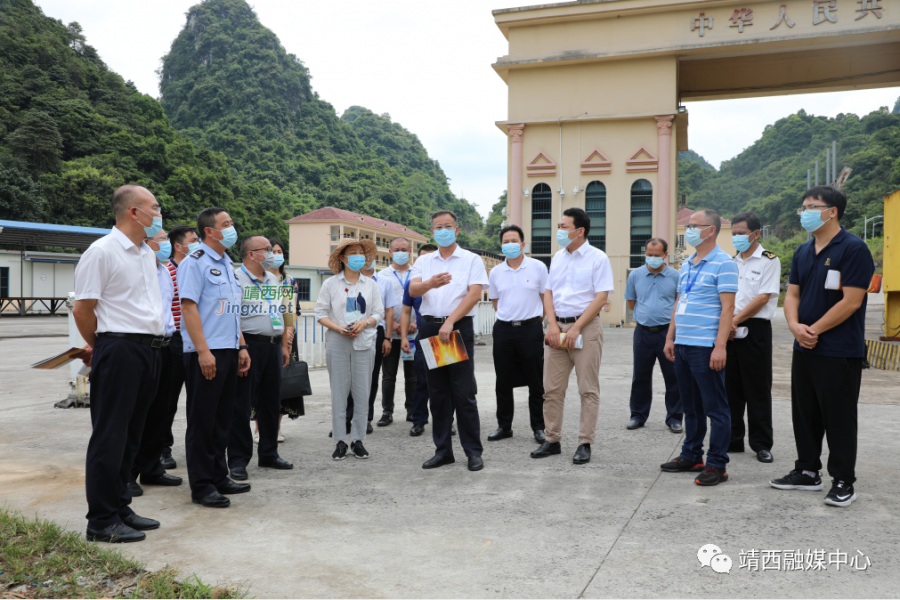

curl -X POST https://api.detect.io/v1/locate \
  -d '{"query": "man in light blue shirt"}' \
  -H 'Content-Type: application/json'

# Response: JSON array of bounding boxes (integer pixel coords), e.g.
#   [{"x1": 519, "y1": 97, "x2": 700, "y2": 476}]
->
[
  {"x1": 661, "y1": 209, "x2": 738, "y2": 487},
  {"x1": 624, "y1": 238, "x2": 682, "y2": 433}
]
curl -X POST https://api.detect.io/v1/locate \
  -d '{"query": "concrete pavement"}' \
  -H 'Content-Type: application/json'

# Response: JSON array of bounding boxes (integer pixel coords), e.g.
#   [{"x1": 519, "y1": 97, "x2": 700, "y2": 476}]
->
[{"x1": 0, "y1": 313, "x2": 898, "y2": 598}]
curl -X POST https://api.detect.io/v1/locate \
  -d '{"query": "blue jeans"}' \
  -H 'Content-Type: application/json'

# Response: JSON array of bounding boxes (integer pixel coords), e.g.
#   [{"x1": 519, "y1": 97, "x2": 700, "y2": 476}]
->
[
  {"x1": 674, "y1": 344, "x2": 730, "y2": 469},
  {"x1": 629, "y1": 326, "x2": 682, "y2": 424}
]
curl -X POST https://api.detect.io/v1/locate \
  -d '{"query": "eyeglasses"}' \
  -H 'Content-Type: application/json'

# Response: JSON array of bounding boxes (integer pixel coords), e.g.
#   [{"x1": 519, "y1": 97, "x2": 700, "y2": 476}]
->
[
  {"x1": 796, "y1": 205, "x2": 830, "y2": 216},
  {"x1": 685, "y1": 224, "x2": 713, "y2": 230},
  {"x1": 250, "y1": 247, "x2": 273, "y2": 254}
]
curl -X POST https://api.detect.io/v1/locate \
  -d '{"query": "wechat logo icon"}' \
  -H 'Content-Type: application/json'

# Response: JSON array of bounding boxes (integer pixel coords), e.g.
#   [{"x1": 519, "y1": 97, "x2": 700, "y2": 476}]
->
[{"x1": 698, "y1": 544, "x2": 732, "y2": 574}]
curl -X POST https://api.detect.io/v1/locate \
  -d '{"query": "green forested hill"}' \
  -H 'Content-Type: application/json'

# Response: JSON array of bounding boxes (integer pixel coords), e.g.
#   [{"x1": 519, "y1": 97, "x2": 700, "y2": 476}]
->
[
  {"x1": 158, "y1": 0, "x2": 484, "y2": 242},
  {"x1": 0, "y1": 0, "x2": 241, "y2": 232},
  {"x1": 678, "y1": 104, "x2": 900, "y2": 238}
]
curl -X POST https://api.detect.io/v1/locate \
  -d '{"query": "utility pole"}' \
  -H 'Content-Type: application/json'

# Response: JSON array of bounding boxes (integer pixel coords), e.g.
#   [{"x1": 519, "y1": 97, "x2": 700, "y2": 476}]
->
[{"x1": 826, "y1": 148, "x2": 830, "y2": 184}]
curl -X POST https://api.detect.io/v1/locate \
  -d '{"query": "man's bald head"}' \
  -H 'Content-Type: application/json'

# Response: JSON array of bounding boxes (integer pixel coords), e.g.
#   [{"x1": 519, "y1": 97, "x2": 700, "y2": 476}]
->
[{"x1": 111, "y1": 185, "x2": 154, "y2": 217}]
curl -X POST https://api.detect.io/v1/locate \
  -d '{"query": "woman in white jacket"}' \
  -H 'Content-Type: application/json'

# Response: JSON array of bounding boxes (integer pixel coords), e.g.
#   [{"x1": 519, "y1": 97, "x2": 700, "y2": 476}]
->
[{"x1": 315, "y1": 238, "x2": 384, "y2": 461}]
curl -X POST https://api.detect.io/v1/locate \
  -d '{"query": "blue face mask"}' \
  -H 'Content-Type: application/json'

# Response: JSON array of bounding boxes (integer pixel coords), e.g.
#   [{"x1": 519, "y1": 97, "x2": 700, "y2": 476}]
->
[
  {"x1": 556, "y1": 229, "x2": 575, "y2": 248},
  {"x1": 346, "y1": 255, "x2": 366, "y2": 272},
  {"x1": 392, "y1": 252, "x2": 409, "y2": 266},
  {"x1": 733, "y1": 234, "x2": 752, "y2": 252},
  {"x1": 187, "y1": 242, "x2": 201, "y2": 255},
  {"x1": 433, "y1": 227, "x2": 456, "y2": 248},
  {"x1": 153, "y1": 241, "x2": 171, "y2": 262},
  {"x1": 685, "y1": 226, "x2": 710, "y2": 248},
  {"x1": 502, "y1": 243, "x2": 522, "y2": 259},
  {"x1": 136, "y1": 207, "x2": 163, "y2": 238},
  {"x1": 214, "y1": 226, "x2": 238, "y2": 248},
  {"x1": 645, "y1": 256, "x2": 664, "y2": 269},
  {"x1": 801, "y1": 209, "x2": 831, "y2": 232},
  {"x1": 272, "y1": 254, "x2": 285, "y2": 268}
]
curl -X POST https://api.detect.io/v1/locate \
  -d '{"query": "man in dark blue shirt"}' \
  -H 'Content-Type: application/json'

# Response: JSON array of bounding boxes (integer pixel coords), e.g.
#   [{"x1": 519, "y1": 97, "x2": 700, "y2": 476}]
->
[
  {"x1": 401, "y1": 244, "x2": 435, "y2": 436},
  {"x1": 770, "y1": 186, "x2": 874, "y2": 508}
]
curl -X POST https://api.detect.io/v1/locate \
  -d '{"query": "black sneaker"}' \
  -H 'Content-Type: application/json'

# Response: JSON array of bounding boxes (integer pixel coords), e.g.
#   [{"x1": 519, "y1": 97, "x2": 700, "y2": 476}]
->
[
  {"x1": 660, "y1": 456, "x2": 704, "y2": 472},
  {"x1": 350, "y1": 440, "x2": 369, "y2": 459},
  {"x1": 769, "y1": 469, "x2": 823, "y2": 491},
  {"x1": 824, "y1": 480, "x2": 856, "y2": 507},
  {"x1": 332, "y1": 441, "x2": 348, "y2": 461},
  {"x1": 695, "y1": 466, "x2": 728, "y2": 486}
]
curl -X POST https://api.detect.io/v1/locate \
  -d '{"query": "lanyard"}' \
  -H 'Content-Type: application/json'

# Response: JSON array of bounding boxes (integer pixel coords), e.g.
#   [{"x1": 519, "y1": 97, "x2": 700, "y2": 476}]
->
[
  {"x1": 684, "y1": 261, "x2": 706, "y2": 295},
  {"x1": 241, "y1": 266, "x2": 273, "y2": 300},
  {"x1": 393, "y1": 269, "x2": 411, "y2": 289}
]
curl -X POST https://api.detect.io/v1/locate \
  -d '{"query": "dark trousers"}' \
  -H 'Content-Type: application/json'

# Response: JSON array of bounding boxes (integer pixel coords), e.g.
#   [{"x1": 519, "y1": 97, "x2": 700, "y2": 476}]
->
[
  {"x1": 411, "y1": 337, "x2": 430, "y2": 425},
  {"x1": 791, "y1": 350, "x2": 862, "y2": 483},
  {"x1": 85, "y1": 336, "x2": 161, "y2": 530},
  {"x1": 228, "y1": 339, "x2": 282, "y2": 469},
  {"x1": 347, "y1": 325, "x2": 384, "y2": 423},
  {"x1": 629, "y1": 325, "x2": 682, "y2": 424},
  {"x1": 131, "y1": 345, "x2": 172, "y2": 483},
  {"x1": 726, "y1": 318, "x2": 774, "y2": 451},
  {"x1": 381, "y1": 338, "x2": 416, "y2": 415},
  {"x1": 162, "y1": 330, "x2": 185, "y2": 452},
  {"x1": 185, "y1": 349, "x2": 238, "y2": 499},
  {"x1": 492, "y1": 319, "x2": 545, "y2": 431},
  {"x1": 420, "y1": 317, "x2": 482, "y2": 458},
  {"x1": 674, "y1": 344, "x2": 730, "y2": 469}
]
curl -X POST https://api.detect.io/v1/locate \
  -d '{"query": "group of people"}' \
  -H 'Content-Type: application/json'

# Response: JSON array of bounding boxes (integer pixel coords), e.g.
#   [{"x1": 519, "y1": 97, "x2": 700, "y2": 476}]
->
[{"x1": 72, "y1": 182, "x2": 872, "y2": 543}]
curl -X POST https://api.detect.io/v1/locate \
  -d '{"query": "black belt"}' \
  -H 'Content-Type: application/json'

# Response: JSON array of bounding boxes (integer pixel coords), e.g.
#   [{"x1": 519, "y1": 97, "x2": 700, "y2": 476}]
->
[
  {"x1": 497, "y1": 316, "x2": 542, "y2": 327},
  {"x1": 422, "y1": 315, "x2": 473, "y2": 324},
  {"x1": 637, "y1": 322, "x2": 669, "y2": 333},
  {"x1": 243, "y1": 333, "x2": 283, "y2": 345},
  {"x1": 556, "y1": 315, "x2": 581, "y2": 324},
  {"x1": 98, "y1": 332, "x2": 171, "y2": 348}
]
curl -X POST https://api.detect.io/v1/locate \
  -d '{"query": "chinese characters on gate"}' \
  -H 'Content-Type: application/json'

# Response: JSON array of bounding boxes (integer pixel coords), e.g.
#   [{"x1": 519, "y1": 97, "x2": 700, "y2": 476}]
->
[{"x1": 690, "y1": 1, "x2": 884, "y2": 36}]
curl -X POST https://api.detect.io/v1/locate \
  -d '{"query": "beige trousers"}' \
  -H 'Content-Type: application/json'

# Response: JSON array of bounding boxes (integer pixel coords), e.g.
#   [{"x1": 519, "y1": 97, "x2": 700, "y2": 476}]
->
[{"x1": 543, "y1": 316, "x2": 603, "y2": 445}]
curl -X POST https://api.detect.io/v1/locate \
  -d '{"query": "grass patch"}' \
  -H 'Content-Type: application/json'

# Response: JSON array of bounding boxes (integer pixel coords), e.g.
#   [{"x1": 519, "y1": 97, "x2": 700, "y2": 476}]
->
[{"x1": 0, "y1": 508, "x2": 246, "y2": 599}]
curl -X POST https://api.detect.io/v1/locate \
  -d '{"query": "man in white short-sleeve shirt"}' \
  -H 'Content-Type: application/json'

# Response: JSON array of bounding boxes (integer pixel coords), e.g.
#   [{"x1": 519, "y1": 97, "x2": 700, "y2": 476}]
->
[
  {"x1": 487, "y1": 225, "x2": 548, "y2": 444},
  {"x1": 727, "y1": 211, "x2": 781, "y2": 463},
  {"x1": 410, "y1": 210, "x2": 489, "y2": 472},
  {"x1": 73, "y1": 184, "x2": 167, "y2": 544},
  {"x1": 532, "y1": 207, "x2": 614, "y2": 465}
]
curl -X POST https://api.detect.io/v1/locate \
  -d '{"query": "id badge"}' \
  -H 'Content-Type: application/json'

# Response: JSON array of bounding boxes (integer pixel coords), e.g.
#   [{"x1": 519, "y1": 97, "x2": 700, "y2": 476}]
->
[
  {"x1": 676, "y1": 296, "x2": 688, "y2": 315},
  {"x1": 270, "y1": 308, "x2": 283, "y2": 328}
]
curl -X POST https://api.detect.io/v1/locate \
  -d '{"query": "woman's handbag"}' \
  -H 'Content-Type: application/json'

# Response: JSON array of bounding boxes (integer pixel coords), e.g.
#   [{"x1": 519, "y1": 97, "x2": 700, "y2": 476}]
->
[{"x1": 281, "y1": 358, "x2": 312, "y2": 400}]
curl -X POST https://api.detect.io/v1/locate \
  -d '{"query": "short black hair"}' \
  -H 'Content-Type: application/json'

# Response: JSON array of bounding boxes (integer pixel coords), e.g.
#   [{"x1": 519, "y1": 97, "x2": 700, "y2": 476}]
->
[
  {"x1": 390, "y1": 237, "x2": 410, "y2": 250},
  {"x1": 803, "y1": 185, "x2": 847, "y2": 219},
  {"x1": 499, "y1": 224, "x2": 525, "y2": 244},
  {"x1": 562, "y1": 207, "x2": 591, "y2": 237},
  {"x1": 419, "y1": 243, "x2": 438, "y2": 253},
  {"x1": 269, "y1": 237, "x2": 287, "y2": 276},
  {"x1": 430, "y1": 210, "x2": 457, "y2": 224},
  {"x1": 731, "y1": 211, "x2": 761, "y2": 232},
  {"x1": 695, "y1": 208, "x2": 722, "y2": 234},
  {"x1": 646, "y1": 238, "x2": 668, "y2": 253},
  {"x1": 197, "y1": 207, "x2": 226, "y2": 240},
  {"x1": 168, "y1": 225, "x2": 199, "y2": 246},
  {"x1": 110, "y1": 184, "x2": 142, "y2": 216}
]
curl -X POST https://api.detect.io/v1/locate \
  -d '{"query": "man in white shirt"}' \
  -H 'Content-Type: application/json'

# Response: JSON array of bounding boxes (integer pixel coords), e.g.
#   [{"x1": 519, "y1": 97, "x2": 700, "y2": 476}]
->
[
  {"x1": 727, "y1": 211, "x2": 781, "y2": 463},
  {"x1": 73, "y1": 184, "x2": 167, "y2": 543},
  {"x1": 410, "y1": 210, "x2": 489, "y2": 471},
  {"x1": 488, "y1": 225, "x2": 547, "y2": 444},
  {"x1": 376, "y1": 237, "x2": 417, "y2": 426},
  {"x1": 532, "y1": 208, "x2": 613, "y2": 465}
]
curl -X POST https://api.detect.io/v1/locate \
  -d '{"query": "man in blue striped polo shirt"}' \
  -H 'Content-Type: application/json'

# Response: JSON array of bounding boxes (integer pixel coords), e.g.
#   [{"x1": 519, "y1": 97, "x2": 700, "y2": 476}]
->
[{"x1": 661, "y1": 209, "x2": 738, "y2": 486}]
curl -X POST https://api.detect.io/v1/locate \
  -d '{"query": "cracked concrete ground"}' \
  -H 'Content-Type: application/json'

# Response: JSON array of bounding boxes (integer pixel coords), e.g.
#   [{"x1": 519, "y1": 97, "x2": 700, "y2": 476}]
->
[{"x1": 1, "y1": 310, "x2": 898, "y2": 598}]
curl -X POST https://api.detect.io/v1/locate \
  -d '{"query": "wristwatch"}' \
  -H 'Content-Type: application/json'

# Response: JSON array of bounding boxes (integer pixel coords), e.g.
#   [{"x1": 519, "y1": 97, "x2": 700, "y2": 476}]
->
[{"x1": 239, "y1": 344, "x2": 249, "y2": 350}]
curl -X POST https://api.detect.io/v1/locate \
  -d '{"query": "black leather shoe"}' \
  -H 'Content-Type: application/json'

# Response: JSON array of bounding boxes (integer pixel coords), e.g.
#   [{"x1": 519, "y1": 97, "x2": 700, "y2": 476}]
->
[
  {"x1": 410, "y1": 424, "x2": 425, "y2": 436},
  {"x1": 259, "y1": 457, "x2": 293, "y2": 470},
  {"x1": 141, "y1": 473, "x2": 182, "y2": 486},
  {"x1": 668, "y1": 422, "x2": 684, "y2": 434},
  {"x1": 487, "y1": 428, "x2": 513, "y2": 441},
  {"x1": 468, "y1": 456, "x2": 484, "y2": 471},
  {"x1": 86, "y1": 522, "x2": 145, "y2": 543},
  {"x1": 122, "y1": 513, "x2": 160, "y2": 531},
  {"x1": 757, "y1": 449, "x2": 774, "y2": 463},
  {"x1": 531, "y1": 441, "x2": 561, "y2": 458},
  {"x1": 377, "y1": 413, "x2": 393, "y2": 426},
  {"x1": 533, "y1": 429, "x2": 546, "y2": 444},
  {"x1": 192, "y1": 491, "x2": 230, "y2": 508},
  {"x1": 367, "y1": 422, "x2": 374, "y2": 434},
  {"x1": 406, "y1": 413, "x2": 414, "y2": 422},
  {"x1": 160, "y1": 450, "x2": 176, "y2": 470},
  {"x1": 218, "y1": 480, "x2": 251, "y2": 495},
  {"x1": 422, "y1": 454, "x2": 455, "y2": 469},
  {"x1": 230, "y1": 466, "x2": 248, "y2": 481},
  {"x1": 626, "y1": 419, "x2": 644, "y2": 430},
  {"x1": 573, "y1": 443, "x2": 591, "y2": 464},
  {"x1": 127, "y1": 482, "x2": 143, "y2": 497}
]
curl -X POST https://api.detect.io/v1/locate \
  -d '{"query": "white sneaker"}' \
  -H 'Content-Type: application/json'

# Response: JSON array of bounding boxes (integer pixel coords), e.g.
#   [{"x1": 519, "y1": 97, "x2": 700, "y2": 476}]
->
[{"x1": 277, "y1": 429, "x2": 285, "y2": 443}]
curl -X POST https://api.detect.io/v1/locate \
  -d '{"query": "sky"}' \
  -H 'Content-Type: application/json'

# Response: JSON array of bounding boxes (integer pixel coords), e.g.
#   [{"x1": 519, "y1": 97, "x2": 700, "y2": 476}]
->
[{"x1": 33, "y1": 0, "x2": 900, "y2": 218}]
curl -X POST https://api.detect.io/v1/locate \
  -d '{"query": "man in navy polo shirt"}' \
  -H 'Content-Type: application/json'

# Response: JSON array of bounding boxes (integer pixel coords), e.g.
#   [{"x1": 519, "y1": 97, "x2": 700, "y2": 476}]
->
[
  {"x1": 770, "y1": 186, "x2": 874, "y2": 508},
  {"x1": 661, "y1": 209, "x2": 738, "y2": 486}
]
